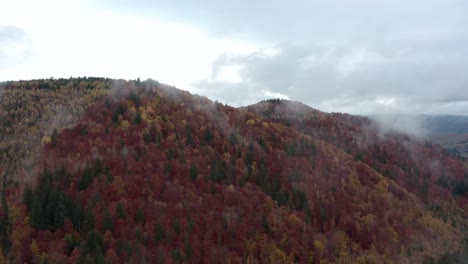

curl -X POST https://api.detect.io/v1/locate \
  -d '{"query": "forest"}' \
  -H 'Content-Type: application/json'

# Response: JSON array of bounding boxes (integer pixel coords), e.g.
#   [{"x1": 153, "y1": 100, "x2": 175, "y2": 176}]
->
[{"x1": 0, "y1": 78, "x2": 467, "y2": 263}]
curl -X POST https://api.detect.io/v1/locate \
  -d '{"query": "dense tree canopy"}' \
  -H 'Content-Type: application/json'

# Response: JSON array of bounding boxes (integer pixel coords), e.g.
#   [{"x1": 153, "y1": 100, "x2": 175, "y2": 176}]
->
[{"x1": 0, "y1": 78, "x2": 466, "y2": 263}]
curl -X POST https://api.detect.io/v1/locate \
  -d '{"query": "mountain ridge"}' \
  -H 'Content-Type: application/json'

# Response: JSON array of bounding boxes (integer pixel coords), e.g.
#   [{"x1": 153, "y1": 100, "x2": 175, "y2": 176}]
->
[{"x1": 0, "y1": 78, "x2": 467, "y2": 263}]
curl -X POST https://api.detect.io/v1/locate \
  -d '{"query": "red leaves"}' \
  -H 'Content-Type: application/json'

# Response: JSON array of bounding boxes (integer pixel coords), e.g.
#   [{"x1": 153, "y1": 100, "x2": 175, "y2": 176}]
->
[
  {"x1": 162, "y1": 184, "x2": 182, "y2": 204},
  {"x1": 4, "y1": 79, "x2": 465, "y2": 263}
]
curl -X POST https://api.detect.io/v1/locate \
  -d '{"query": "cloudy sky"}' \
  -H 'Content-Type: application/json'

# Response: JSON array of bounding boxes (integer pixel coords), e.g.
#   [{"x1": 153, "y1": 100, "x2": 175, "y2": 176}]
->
[{"x1": 1, "y1": 0, "x2": 467, "y2": 115}]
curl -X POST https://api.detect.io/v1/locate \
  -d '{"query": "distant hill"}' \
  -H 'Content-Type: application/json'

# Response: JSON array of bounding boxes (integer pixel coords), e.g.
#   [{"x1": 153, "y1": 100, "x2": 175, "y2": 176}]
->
[
  {"x1": 0, "y1": 80, "x2": 466, "y2": 263},
  {"x1": 423, "y1": 115, "x2": 468, "y2": 134},
  {"x1": 422, "y1": 115, "x2": 468, "y2": 158},
  {"x1": 427, "y1": 133, "x2": 468, "y2": 158}
]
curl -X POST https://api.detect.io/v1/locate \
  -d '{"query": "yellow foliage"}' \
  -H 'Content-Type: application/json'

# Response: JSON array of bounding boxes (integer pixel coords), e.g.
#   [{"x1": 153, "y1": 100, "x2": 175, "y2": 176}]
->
[
  {"x1": 360, "y1": 213, "x2": 376, "y2": 226},
  {"x1": 280, "y1": 237, "x2": 288, "y2": 249},
  {"x1": 263, "y1": 242, "x2": 290, "y2": 263},
  {"x1": 246, "y1": 119, "x2": 256, "y2": 125},
  {"x1": 167, "y1": 121, "x2": 175, "y2": 130},
  {"x1": 113, "y1": 176, "x2": 126, "y2": 196},
  {"x1": 167, "y1": 133, "x2": 176, "y2": 142},
  {"x1": 143, "y1": 105, "x2": 156, "y2": 121},
  {"x1": 314, "y1": 240, "x2": 324, "y2": 253},
  {"x1": 41, "y1": 135, "x2": 52, "y2": 144},
  {"x1": 103, "y1": 230, "x2": 113, "y2": 248},
  {"x1": 121, "y1": 120, "x2": 130, "y2": 131},
  {"x1": 262, "y1": 122, "x2": 270, "y2": 129},
  {"x1": 286, "y1": 214, "x2": 303, "y2": 227},
  {"x1": 355, "y1": 244, "x2": 381, "y2": 264},
  {"x1": 306, "y1": 250, "x2": 314, "y2": 264},
  {"x1": 387, "y1": 227, "x2": 399, "y2": 242},
  {"x1": 30, "y1": 239, "x2": 42, "y2": 263},
  {"x1": 22, "y1": 216, "x2": 30, "y2": 225},
  {"x1": 93, "y1": 123, "x2": 105, "y2": 134},
  {"x1": 255, "y1": 232, "x2": 267, "y2": 244},
  {"x1": 375, "y1": 180, "x2": 388, "y2": 193}
]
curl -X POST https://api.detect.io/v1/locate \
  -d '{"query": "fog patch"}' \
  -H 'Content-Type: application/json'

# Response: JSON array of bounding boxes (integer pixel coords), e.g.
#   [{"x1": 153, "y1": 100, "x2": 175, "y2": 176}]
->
[{"x1": 370, "y1": 113, "x2": 427, "y2": 138}]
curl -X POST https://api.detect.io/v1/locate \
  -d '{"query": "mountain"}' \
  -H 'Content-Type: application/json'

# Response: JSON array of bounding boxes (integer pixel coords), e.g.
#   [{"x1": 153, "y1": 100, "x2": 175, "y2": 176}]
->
[
  {"x1": 427, "y1": 134, "x2": 468, "y2": 159},
  {"x1": 421, "y1": 115, "x2": 468, "y2": 159},
  {"x1": 423, "y1": 115, "x2": 468, "y2": 134},
  {"x1": 0, "y1": 79, "x2": 467, "y2": 263}
]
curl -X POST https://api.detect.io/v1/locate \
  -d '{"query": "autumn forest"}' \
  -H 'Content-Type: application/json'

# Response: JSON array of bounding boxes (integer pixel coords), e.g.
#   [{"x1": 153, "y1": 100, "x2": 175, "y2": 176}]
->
[{"x1": 0, "y1": 78, "x2": 467, "y2": 263}]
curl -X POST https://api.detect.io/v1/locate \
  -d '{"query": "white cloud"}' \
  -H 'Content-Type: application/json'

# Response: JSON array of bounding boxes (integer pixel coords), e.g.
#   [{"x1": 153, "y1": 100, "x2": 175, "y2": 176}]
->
[
  {"x1": 263, "y1": 90, "x2": 290, "y2": 100},
  {"x1": 0, "y1": 0, "x2": 257, "y2": 90},
  {"x1": 215, "y1": 64, "x2": 243, "y2": 83},
  {"x1": 376, "y1": 96, "x2": 397, "y2": 106}
]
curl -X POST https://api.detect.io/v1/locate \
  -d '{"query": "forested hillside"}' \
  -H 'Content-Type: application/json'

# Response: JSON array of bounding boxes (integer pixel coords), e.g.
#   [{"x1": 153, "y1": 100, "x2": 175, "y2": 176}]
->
[
  {"x1": 422, "y1": 115, "x2": 468, "y2": 158},
  {"x1": 0, "y1": 78, "x2": 466, "y2": 263}
]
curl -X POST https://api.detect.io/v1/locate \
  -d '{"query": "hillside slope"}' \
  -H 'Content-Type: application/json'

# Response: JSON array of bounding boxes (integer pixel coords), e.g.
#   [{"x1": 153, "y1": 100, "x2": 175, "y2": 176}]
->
[
  {"x1": 422, "y1": 115, "x2": 468, "y2": 158},
  {"x1": 428, "y1": 134, "x2": 468, "y2": 158},
  {"x1": 424, "y1": 115, "x2": 468, "y2": 134},
  {"x1": 0, "y1": 80, "x2": 467, "y2": 263}
]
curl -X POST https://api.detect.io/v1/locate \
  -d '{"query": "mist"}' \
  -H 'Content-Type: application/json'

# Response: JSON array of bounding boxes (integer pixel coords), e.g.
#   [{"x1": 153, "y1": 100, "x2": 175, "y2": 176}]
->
[{"x1": 370, "y1": 113, "x2": 428, "y2": 138}]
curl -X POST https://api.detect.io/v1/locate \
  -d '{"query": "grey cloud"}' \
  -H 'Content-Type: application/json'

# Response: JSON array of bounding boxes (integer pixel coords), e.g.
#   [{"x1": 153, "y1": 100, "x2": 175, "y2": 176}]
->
[
  {"x1": 102, "y1": 0, "x2": 468, "y2": 41},
  {"x1": 193, "y1": 39, "x2": 468, "y2": 115},
  {"x1": 98, "y1": 1, "x2": 468, "y2": 115}
]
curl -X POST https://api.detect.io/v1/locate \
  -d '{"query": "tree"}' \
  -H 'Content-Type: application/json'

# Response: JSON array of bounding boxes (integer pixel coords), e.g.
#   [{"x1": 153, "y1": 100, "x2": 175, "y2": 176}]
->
[
  {"x1": 116, "y1": 203, "x2": 126, "y2": 220},
  {"x1": 133, "y1": 111, "x2": 142, "y2": 125},
  {"x1": 30, "y1": 195, "x2": 43, "y2": 230},
  {"x1": 135, "y1": 208, "x2": 145, "y2": 225},
  {"x1": 87, "y1": 229, "x2": 104, "y2": 253},
  {"x1": 209, "y1": 158, "x2": 226, "y2": 183},
  {"x1": 83, "y1": 211, "x2": 96, "y2": 233},
  {"x1": 189, "y1": 163, "x2": 198, "y2": 181},
  {"x1": 65, "y1": 234, "x2": 78, "y2": 255},
  {"x1": 23, "y1": 186, "x2": 33, "y2": 208},
  {"x1": 143, "y1": 131, "x2": 151, "y2": 145},
  {"x1": 204, "y1": 127, "x2": 213, "y2": 142},
  {"x1": 229, "y1": 133, "x2": 239, "y2": 145},
  {"x1": 0, "y1": 158, "x2": 14, "y2": 256},
  {"x1": 103, "y1": 209, "x2": 114, "y2": 232},
  {"x1": 154, "y1": 222, "x2": 165, "y2": 244},
  {"x1": 78, "y1": 168, "x2": 94, "y2": 191}
]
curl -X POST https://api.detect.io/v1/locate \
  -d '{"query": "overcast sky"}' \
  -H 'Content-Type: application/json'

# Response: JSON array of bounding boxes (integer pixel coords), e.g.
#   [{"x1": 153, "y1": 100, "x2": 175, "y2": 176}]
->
[{"x1": 1, "y1": 0, "x2": 467, "y2": 115}]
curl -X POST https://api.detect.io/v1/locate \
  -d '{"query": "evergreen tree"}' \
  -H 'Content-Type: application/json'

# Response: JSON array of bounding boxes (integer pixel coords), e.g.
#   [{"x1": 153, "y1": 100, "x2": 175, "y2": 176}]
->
[
  {"x1": 154, "y1": 222, "x2": 165, "y2": 244},
  {"x1": 143, "y1": 131, "x2": 151, "y2": 145},
  {"x1": 30, "y1": 195, "x2": 43, "y2": 230},
  {"x1": 204, "y1": 127, "x2": 213, "y2": 142},
  {"x1": 0, "y1": 170, "x2": 11, "y2": 256},
  {"x1": 189, "y1": 163, "x2": 198, "y2": 181},
  {"x1": 135, "y1": 208, "x2": 145, "y2": 224},
  {"x1": 103, "y1": 209, "x2": 114, "y2": 232},
  {"x1": 87, "y1": 229, "x2": 104, "y2": 253},
  {"x1": 116, "y1": 203, "x2": 126, "y2": 220}
]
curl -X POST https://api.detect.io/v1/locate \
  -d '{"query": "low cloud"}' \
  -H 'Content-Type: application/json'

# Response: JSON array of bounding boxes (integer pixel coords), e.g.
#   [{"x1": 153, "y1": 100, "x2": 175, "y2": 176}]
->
[{"x1": 370, "y1": 114, "x2": 427, "y2": 137}]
